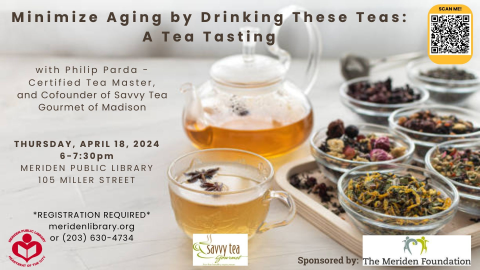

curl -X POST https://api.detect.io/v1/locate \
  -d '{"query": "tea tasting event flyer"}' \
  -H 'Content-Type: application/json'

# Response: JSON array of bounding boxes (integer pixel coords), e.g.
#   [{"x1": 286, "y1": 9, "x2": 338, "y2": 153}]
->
[{"x1": 1, "y1": 0, "x2": 480, "y2": 269}]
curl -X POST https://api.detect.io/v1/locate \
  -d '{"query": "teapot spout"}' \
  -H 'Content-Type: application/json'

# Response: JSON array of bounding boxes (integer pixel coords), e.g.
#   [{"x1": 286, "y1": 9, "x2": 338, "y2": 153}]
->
[{"x1": 180, "y1": 83, "x2": 207, "y2": 129}]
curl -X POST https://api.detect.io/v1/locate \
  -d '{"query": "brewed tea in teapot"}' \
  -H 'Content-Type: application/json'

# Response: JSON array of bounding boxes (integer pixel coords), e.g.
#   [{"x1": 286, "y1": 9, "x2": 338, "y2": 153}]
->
[{"x1": 181, "y1": 6, "x2": 321, "y2": 157}]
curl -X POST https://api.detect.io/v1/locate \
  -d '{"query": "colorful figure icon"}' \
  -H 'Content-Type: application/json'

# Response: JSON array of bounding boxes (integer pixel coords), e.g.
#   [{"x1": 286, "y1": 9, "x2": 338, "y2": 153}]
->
[
  {"x1": 416, "y1": 236, "x2": 429, "y2": 255},
  {"x1": 402, "y1": 236, "x2": 418, "y2": 255}
]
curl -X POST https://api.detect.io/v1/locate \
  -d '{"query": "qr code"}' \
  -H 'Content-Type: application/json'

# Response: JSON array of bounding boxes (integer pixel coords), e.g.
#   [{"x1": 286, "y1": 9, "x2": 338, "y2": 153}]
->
[{"x1": 430, "y1": 14, "x2": 471, "y2": 55}]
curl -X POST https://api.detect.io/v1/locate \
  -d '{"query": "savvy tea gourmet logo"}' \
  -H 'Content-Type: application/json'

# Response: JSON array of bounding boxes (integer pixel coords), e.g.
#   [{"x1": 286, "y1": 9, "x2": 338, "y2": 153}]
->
[
  {"x1": 192, "y1": 234, "x2": 248, "y2": 266},
  {"x1": 8, "y1": 230, "x2": 46, "y2": 267}
]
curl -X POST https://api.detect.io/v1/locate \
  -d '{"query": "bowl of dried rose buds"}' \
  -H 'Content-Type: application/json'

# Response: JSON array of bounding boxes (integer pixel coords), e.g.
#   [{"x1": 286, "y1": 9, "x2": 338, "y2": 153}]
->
[
  {"x1": 340, "y1": 76, "x2": 429, "y2": 125},
  {"x1": 389, "y1": 105, "x2": 480, "y2": 164},
  {"x1": 426, "y1": 139, "x2": 480, "y2": 216},
  {"x1": 338, "y1": 163, "x2": 459, "y2": 235},
  {"x1": 310, "y1": 119, "x2": 414, "y2": 184},
  {"x1": 407, "y1": 58, "x2": 480, "y2": 105}
]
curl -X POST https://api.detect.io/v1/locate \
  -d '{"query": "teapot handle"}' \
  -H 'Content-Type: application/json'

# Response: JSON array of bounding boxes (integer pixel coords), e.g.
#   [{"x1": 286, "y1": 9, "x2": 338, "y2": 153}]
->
[{"x1": 268, "y1": 5, "x2": 322, "y2": 95}]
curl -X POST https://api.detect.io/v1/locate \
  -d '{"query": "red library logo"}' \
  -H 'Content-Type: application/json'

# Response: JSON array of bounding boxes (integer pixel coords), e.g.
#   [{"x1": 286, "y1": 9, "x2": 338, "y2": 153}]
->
[{"x1": 8, "y1": 230, "x2": 46, "y2": 267}]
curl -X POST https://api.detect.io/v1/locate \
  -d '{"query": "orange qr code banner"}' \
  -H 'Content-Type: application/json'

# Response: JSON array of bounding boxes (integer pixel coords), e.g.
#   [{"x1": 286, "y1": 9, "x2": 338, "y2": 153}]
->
[{"x1": 428, "y1": 5, "x2": 473, "y2": 64}]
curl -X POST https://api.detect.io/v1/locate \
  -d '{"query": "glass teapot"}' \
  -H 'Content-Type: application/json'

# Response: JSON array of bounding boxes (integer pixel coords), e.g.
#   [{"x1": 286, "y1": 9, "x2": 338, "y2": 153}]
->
[{"x1": 181, "y1": 6, "x2": 322, "y2": 157}]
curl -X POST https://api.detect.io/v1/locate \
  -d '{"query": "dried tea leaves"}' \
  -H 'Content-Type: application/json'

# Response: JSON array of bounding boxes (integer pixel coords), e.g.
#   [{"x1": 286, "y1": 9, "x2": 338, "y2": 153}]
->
[
  {"x1": 398, "y1": 110, "x2": 476, "y2": 135},
  {"x1": 421, "y1": 67, "x2": 476, "y2": 81},
  {"x1": 290, "y1": 173, "x2": 345, "y2": 215},
  {"x1": 431, "y1": 147, "x2": 480, "y2": 187},
  {"x1": 345, "y1": 172, "x2": 452, "y2": 217}
]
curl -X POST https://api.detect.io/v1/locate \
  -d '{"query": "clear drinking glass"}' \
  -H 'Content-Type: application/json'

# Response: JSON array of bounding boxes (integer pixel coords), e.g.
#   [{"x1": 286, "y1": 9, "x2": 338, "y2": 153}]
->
[{"x1": 168, "y1": 148, "x2": 296, "y2": 239}]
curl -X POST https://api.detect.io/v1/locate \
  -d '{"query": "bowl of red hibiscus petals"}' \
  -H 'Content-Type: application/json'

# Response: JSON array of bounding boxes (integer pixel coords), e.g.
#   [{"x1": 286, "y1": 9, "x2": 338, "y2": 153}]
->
[
  {"x1": 426, "y1": 138, "x2": 480, "y2": 216},
  {"x1": 389, "y1": 105, "x2": 480, "y2": 164},
  {"x1": 310, "y1": 119, "x2": 415, "y2": 183},
  {"x1": 340, "y1": 76, "x2": 429, "y2": 125}
]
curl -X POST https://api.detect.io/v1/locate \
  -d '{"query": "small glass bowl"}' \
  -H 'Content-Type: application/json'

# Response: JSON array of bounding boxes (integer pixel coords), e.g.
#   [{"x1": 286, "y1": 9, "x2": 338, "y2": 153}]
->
[
  {"x1": 310, "y1": 123, "x2": 414, "y2": 184},
  {"x1": 338, "y1": 163, "x2": 459, "y2": 235},
  {"x1": 340, "y1": 76, "x2": 429, "y2": 125},
  {"x1": 407, "y1": 58, "x2": 480, "y2": 105},
  {"x1": 389, "y1": 105, "x2": 480, "y2": 164},
  {"x1": 425, "y1": 139, "x2": 480, "y2": 216}
]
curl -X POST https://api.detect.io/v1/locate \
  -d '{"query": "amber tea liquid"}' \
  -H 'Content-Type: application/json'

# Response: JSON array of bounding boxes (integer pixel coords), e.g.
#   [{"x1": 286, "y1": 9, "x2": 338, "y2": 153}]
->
[
  {"x1": 185, "y1": 110, "x2": 313, "y2": 157},
  {"x1": 169, "y1": 163, "x2": 270, "y2": 238}
]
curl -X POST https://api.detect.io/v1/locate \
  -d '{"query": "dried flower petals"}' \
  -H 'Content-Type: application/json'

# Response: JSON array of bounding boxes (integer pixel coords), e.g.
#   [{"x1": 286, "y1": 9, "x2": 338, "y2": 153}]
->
[
  {"x1": 343, "y1": 145, "x2": 356, "y2": 160},
  {"x1": 319, "y1": 120, "x2": 406, "y2": 162},
  {"x1": 390, "y1": 146, "x2": 407, "y2": 158},
  {"x1": 370, "y1": 149, "x2": 393, "y2": 161},
  {"x1": 347, "y1": 78, "x2": 421, "y2": 104},
  {"x1": 185, "y1": 167, "x2": 220, "y2": 183},
  {"x1": 327, "y1": 139, "x2": 344, "y2": 152},
  {"x1": 374, "y1": 136, "x2": 391, "y2": 151},
  {"x1": 289, "y1": 172, "x2": 345, "y2": 215},
  {"x1": 398, "y1": 110, "x2": 476, "y2": 135},
  {"x1": 201, "y1": 182, "x2": 224, "y2": 191},
  {"x1": 184, "y1": 167, "x2": 223, "y2": 192},
  {"x1": 431, "y1": 147, "x2": 480, "y2": 187},
  {"x1": 345, "y1": 173, "x2": 452, "y2": 217}
]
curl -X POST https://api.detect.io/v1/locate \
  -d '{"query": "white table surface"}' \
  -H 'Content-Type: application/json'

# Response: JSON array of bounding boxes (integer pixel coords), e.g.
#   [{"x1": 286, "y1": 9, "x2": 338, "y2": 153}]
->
[{"x1": 1, "y1": 56, "x2": 479, "y2": 270}]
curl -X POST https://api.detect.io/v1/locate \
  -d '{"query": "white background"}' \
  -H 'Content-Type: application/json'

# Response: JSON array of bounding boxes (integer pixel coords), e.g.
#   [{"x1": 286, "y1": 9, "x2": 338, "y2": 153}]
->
[
  {"x1": 192, "y1": 234, "x2": 248, "y2": 266},
  {"x1": 363, "y1": 235, "x2": 472, "y2": 266}
]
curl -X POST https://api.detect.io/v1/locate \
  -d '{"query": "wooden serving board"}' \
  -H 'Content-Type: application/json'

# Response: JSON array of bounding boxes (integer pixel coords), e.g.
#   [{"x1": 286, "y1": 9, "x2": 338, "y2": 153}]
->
[{"x1": 274, "y1": 157, "x2": 480, "y2": 257}]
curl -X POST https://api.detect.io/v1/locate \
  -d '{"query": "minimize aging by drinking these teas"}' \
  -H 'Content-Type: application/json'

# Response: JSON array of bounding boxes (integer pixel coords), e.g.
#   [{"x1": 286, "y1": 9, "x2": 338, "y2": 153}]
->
[{"x1": 12, "y1": 11, "x2": 407, "y2": 44}]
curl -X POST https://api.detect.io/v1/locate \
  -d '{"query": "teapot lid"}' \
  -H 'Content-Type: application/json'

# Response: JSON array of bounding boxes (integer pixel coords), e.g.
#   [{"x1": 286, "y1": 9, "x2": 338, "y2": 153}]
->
[{"x1": 210, "y1": 27, "x2": 287, "y2": 88}]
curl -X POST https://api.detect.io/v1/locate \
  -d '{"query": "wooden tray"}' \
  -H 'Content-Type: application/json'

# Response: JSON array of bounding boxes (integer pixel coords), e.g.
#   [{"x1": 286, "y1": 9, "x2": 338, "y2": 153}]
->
[{"x1": 275, "y1": 157, "x2": 480, "y2": 257}]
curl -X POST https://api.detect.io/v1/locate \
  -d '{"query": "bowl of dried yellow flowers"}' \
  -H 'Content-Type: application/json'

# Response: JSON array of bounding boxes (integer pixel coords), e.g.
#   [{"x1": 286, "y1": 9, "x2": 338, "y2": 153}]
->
[{"x1": 338, "y1": 163, "x2": 459, "y2": 235}]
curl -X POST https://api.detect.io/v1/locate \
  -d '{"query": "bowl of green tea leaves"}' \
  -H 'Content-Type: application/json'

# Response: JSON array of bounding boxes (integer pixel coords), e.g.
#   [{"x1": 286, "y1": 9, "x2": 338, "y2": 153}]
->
[{"x1": 407, "y1": 58, "x2": 480, "y2": 105}]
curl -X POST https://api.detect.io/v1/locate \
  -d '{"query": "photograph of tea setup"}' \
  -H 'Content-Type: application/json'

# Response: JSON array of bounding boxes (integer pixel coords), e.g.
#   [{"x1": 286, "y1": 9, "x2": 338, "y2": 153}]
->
[{"x1": 168, "y1": 5, "x2": 480, "y2": 256}]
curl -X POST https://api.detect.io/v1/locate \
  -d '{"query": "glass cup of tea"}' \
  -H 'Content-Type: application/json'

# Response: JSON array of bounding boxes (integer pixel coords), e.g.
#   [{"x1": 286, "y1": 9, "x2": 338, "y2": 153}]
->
[{"x1": 168, "y1": 148, "x2": 296, "y2": 239}]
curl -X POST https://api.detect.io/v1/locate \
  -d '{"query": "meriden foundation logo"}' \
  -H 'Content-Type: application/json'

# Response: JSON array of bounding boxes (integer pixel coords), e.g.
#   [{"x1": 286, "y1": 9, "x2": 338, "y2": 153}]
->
[
  {"x1": 402, "y1": 236, "x2": 429, "y2": 255},
  {"x1": 8, "y1": 229, "x2": 46, "y2": 267},
  {"x1": 192, "y1": 234, "x2": 248, "y2": 266},
  {"x1": 363, "y1": 235, "x2": 471, "y2": 266}
]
